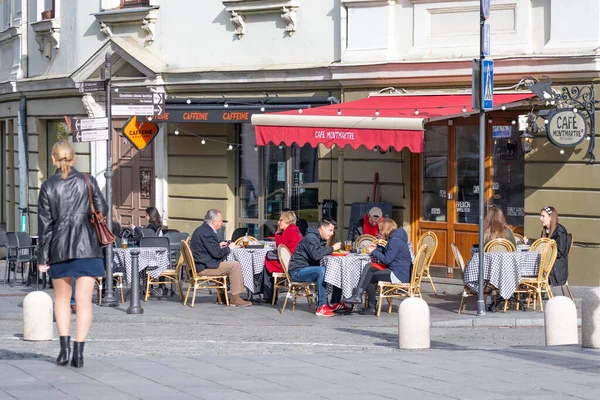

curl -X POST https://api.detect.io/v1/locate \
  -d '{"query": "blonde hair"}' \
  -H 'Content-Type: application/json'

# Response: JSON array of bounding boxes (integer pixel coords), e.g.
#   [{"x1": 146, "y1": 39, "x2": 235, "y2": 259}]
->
[
  {"x1": 378, "y1": 218, "x2": 398, "y2": 240},
  {"x1": 280, "y1": 210, "x2": 297, "y2": 225},
  {"x1": 52, "y1": 140, "x2": 75, "y2": 179}
]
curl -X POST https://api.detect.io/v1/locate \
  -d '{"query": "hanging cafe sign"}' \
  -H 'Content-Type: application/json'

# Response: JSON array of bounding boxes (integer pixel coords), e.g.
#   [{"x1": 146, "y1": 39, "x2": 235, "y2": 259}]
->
[{"x1": 545, "y1": 109, "x2": 588, "y2": 147}]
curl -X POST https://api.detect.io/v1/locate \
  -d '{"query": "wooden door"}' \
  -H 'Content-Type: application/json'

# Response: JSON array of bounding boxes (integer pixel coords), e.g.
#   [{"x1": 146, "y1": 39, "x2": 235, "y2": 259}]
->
[{"x1": 112, "y1": 118, "x2": 155, "y2": 227}]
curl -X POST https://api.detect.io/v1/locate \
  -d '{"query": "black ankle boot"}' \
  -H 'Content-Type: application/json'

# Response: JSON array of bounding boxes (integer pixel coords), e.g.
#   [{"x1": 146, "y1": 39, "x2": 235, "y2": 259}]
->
[
  {"x1": 56, "y1": 336, "x2": 70, "y2": 366},
  {"x1": 359, "y1": 302, "x2": 377, "y2": 316},
  {"x1": 71, "y1": 342, "x2": 84, "y2": 368},
  {"x1": 344, "y1": 288, "x2": 365, "y2": 305}
]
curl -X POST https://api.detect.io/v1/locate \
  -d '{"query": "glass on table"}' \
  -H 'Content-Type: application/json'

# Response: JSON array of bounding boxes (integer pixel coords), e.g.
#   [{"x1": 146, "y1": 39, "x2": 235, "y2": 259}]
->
[
  {"x1": 344, "y1": 240, "x2": 352, "y2": 252},
  {"x1": 121, "y1": 237, "x2": 128, "y2": 249}
]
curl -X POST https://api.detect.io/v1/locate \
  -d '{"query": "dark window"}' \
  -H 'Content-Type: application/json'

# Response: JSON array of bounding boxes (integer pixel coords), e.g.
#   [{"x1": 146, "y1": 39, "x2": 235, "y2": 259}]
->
[{"x1": 121, "y1": 0, "x2": 150, "y2": 7}]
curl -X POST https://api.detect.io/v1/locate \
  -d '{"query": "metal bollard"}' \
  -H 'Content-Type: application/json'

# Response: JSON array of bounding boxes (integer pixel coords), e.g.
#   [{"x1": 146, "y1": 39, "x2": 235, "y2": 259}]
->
[{"x1": 127, "y1": 250, "x2": 144, "y2": 314}]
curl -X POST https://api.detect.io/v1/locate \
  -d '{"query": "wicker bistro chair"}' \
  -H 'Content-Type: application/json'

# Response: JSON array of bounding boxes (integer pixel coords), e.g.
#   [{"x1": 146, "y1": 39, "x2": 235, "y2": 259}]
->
[
  {"x1": 376, "y1": 244, "x2": 429, "y2": 317},
  {"x1": 279, "y1": 244, "x2": 317, "y2": 315},
  {"x1": 234, "y1": 236, "x2": 259, "y2": 246},
  {"x1": 372, "y1": 239, "x2": 388, "y2": 247},
  {"x1": 95, "y1": 273, "x2": 125, "y2": 305},
  {"x1": 144, "y1": 237, "x2": 189, "y2": 302},
  {"x1": 181, "y1": 240, "x2": 229, "y2": 308},
  {"x1": 514, "y1": 239, "x2": 558, "y2": 312},
  {"x1": 483, "y1": 238, "x2": 517, "y2": 253},
  {"x1": 417, "y1": 231, "x2": 439, "y2": 295},
  {"x1": 513, "y1": 233, "x2": 525, "y2": 246},
  {"x1": 355, "y1": 234, "x2": 376, "y2": 253},
  {"x1": 529, "y1": 238, "x2": 551, "y2": 255},
  {"x1": 271, "y1": 245, "x2": 291, "y2": 305}
]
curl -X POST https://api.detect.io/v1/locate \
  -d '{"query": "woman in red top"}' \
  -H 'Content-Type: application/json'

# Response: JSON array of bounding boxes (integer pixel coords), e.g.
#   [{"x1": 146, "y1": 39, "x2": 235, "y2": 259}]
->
[{"x1": 262, "y1": 210, "x2": 302, "y2": 303}]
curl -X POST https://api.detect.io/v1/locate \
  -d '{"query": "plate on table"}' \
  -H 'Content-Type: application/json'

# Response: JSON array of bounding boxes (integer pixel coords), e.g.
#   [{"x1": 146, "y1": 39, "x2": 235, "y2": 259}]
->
[{"x1": 330, "y1": 251, "x2": 349, "y2": 257}]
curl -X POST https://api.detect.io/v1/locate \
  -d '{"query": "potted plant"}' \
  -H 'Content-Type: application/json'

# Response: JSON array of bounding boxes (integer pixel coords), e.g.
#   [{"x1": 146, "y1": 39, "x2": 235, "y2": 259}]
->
[{"x1": 41, "y1": 9, "x2": 54, "y2": 20}]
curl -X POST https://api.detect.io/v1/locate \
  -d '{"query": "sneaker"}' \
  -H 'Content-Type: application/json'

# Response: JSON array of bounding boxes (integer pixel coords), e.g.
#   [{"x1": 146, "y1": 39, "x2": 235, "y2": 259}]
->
[
  {"x1": 315, "y1": 304, "x2": 334, "y2": 317},
  {"x1": 330, "y1": 302, "x2": 351, "y2": 312}
]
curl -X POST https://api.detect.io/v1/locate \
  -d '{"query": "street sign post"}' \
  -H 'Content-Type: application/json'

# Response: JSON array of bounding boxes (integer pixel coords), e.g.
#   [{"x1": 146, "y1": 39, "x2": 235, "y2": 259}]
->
[
  {"x1": 111, "y1": 92, "x2": 165, "y2": 116},
  {"x1": 122, "y1": 116, "x2": 160, "y2": 151},
  {"x1": 79, "y1": 81, "x2": 105, "y2": 93},
  {"x1": 482, "y1": 59, "x2": 494, "y2": 110},
  {"x1": 73, "y1": 129, "x2": 109, "y2": 143},
  {"x1": 483, "y1": 23, "x2": 491, "y2": 56},
  {"x1": 482, "y1": 0, "x2": 491, "y2": 20},
  {"x1": 71, "y1": 117, "x2": 109, "y2": 143}
]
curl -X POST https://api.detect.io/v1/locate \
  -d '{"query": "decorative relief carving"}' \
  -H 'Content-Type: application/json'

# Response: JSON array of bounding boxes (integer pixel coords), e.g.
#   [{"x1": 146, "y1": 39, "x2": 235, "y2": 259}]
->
[
  {"x1": 31, "y1": 19, "x2": 60, "y2": 59},
  {"x1": 222, "y1": 0, "x2": 300, "y2": 37},
  {"x1": 93, "y1": 5, "x2": 159, "y2": 46}
]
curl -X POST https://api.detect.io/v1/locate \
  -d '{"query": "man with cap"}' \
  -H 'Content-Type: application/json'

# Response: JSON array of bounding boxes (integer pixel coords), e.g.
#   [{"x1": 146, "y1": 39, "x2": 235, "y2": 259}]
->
[{"x1": 349, "y1": 206, "x2": 382, "y2": 242}]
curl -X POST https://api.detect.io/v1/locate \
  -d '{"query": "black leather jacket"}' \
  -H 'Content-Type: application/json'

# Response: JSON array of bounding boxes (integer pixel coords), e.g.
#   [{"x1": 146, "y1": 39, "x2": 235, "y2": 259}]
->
[{"x1": 37, "y1": 168, "x2": 108, "y2": 265}]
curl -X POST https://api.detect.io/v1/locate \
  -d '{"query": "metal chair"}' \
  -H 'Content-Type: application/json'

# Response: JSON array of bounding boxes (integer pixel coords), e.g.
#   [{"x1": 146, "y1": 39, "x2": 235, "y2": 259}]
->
[
  {"x1": 417, "y1": 231, "x2": 439, "y2": 294},
  {"x1": 5, "y1": 232, "x2": 35, "y2": 285},
  {"x1": 483, "y1": 238, "x2": 516, "y2": 253},
  {"x1": 140, "y1": 228, "x2": 157, "y2": 237},
  {"x1": 231, "y1": 227, "x2": 248, "y2": 243},
  {"x1": 140, "y1": 236, "x2": 170, "y2": 250}
]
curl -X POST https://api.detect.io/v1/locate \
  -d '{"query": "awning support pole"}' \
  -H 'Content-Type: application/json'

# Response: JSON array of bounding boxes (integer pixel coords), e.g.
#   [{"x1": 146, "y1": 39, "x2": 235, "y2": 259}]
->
[{"x1": 337, "y1": 147, "x2": 344, "y2": 239}]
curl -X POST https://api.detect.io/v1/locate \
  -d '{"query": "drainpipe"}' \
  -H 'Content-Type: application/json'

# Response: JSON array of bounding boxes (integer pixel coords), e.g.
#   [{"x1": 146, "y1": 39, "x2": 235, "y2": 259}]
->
[{"x1": 17, "y1": 96, "x2": 28, "y2": 232}]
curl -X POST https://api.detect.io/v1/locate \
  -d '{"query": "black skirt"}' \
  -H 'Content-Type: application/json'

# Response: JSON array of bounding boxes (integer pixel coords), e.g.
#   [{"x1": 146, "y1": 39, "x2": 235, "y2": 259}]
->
[{"x1": 49, "y1": 258, "x2": 105, "y2": 279}]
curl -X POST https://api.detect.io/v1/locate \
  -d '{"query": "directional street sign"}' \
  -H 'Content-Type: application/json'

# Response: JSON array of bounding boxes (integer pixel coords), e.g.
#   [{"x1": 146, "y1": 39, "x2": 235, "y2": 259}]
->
[
  {"x1": 111, "y1": 92, "x2": 165, "y2": 116},
  {"x1": 483, "y1": 23, "x2": 491, "y2": 56},
  {"x1": 71, "y1": 117, "x2": 108, "y2": 132},
  {"x1": 73, "y1": 129, "x2": 109, "y2": 143},
  {"x1": 122, "y1": 115, "x2": 160, "y2": 150},
  {"x1": 482, "y1": 59, "x2": 494, "y2": 111},
  {"x1": 79, "y1": 81, "x2": 105, "y2": 93}
]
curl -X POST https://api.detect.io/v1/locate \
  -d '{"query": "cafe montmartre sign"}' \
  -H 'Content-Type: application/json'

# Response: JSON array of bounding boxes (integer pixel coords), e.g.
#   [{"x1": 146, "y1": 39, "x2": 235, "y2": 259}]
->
[{"x1": 545, "y1": 109, "x2": 588, "y2": 147}]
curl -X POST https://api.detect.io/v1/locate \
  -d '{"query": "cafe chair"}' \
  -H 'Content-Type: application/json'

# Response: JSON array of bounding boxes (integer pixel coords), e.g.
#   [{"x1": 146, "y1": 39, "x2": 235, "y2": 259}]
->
[
  {"x1": 355, "y1": 234, "x2": 376, "y2": 252},
  {"x1": 529, "y1": 238, "x2": 552, "y2": 255},
  {"x1": 417, "y1": 231, "x2": 439, "y2": 295},
  {"x1": 95, "y1": 273, "x2": 125, "y2": 305},
  {"x1": 5, "y1": 232, "x2": 36, "y2": 286},
  {"x1": 140, "y1": 236, "x2": 170, "y2": 250},
  {"x1": 513, "y1": 233, "x2": 525, "y2": 245},
  {"x1": 451, "y1": 242, "x2": 474, "y2": 314},
  {"x1": 515, "y1": 239, "x2": 558, "y2": 312},
  {"x1": 372, "y1": 239, "x2": 388, "y2": 247},
  {"x1": 279, "y1": 244, "x2": 317, "y2": 314},
  {"x1": 145, "y1": 237, "x2": 189, "y2": 302},
  {"x1": 271, "y1": 245, "x2": 292, "y2": 305},
  {"x1": 230, "y1": 228, "x2": 248, "y2": 243},
  {"x1": 560, "y1": 233, "x2": 574, "y2": 300},
  {"x1": 234, "y1": 236, "x2": 259, "y2": 246},
  {"x1": 483, "y1": 238, "x2": 516, "y2": 253},
  {"x1": 376, "y1": 244, "x2": 429, "y2": 317},
  {"x1": 181, "y1": 239, "x2": 229, "y2": 308},
  {"x1": 140, "y1": 228, "x2": 157, "y2": 237}
]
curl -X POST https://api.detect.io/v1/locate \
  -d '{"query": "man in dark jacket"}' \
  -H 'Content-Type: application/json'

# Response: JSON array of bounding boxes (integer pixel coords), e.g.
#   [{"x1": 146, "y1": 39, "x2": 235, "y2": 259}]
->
[
  {"x1": 288, "y1": 219, "x2": 341, "y2": 317},
  {"x1": 190, "y1": 209, "x2": 251, "y2": 307}
]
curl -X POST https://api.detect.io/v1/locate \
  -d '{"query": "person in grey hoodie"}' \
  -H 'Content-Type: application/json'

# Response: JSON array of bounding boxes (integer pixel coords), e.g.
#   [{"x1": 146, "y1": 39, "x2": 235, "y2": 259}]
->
[{"x1": 288, "y1": 219, "x2": 341, "y2": 317}]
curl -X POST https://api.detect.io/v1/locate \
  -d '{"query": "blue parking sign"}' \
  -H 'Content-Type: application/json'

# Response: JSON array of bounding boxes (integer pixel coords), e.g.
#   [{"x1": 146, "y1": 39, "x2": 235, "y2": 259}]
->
[{"x1": 482, "y1": 59, "x2": 494, "y2": 110}]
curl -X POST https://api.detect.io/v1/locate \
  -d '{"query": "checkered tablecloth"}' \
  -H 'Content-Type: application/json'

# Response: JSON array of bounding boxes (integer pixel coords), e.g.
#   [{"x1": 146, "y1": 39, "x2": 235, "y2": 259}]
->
[
  {"x1": 464, "y1": 249, "x2": 541, "y2": 299},
  {"x1": 227, "y1": 248, "x2": 271, "y2": 293},
  {"x1": 322, "y1": 254, "x2": 372, "y2": 298},
  {"x1": 113, "y1": 247, "x2": 170, "y2": 284}
]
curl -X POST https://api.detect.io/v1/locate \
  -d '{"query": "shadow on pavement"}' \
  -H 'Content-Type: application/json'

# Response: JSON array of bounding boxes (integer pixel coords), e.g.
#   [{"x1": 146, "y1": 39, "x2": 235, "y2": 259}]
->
[
  {"x1": 0, "y1": 349, "x2": 53, "y2": 362},
  {"x1": 334, "y1": 327, "x2": 465, "y2": 350}
]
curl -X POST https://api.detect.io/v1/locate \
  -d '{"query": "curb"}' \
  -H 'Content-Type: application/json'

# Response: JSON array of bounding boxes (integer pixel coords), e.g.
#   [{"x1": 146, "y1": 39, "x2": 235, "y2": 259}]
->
[{"x1": 432, "y1": 317, "x2": 582, "y2": 328}]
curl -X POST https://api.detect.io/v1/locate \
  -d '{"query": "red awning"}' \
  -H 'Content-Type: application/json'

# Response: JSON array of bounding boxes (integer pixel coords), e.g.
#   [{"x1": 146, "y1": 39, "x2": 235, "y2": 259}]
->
[{"x1": 251, "y1": 93, "x2": 536, "y2": 153}]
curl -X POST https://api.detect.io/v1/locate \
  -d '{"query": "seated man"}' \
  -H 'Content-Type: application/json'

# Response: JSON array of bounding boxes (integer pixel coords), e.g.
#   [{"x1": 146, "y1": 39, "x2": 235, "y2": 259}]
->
[
  {"x1": 288, "y1": 219, "x2": 342, "y2": 317},
  {"x1": 349, "y1": 206, "x2": 382, "y2": 242},
  {"x1": 190, "y1": 209, "x2": 251, "y2": 307}
]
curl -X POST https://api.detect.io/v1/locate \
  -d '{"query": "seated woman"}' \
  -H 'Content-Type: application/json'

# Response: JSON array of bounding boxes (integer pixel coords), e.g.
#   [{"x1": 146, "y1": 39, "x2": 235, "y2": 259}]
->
[
  {"x1": 112, "y1": 205, "x2": 123, "y2": 239},
  {"x1": 343, "y1": 218, "x2": 412, "y2": 315},
  {"x1": 525, "y1": 206, "x2": 569, "y2": 287},
  {"x1": 483, "y1": 206, "x2": 516, "y2": 247},
  {"x1": 130, "y1": 206, "x2": 165, "y2": 242},
  {"x1": 262, "y1": 210, "x2": 303, "y2": 304}
]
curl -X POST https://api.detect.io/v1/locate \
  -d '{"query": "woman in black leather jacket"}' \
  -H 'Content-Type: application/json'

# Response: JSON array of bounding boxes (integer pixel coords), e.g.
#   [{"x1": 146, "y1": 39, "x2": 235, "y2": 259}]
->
[{"x1": 38, "y1": 140, "x2": 108, "y2": 368}]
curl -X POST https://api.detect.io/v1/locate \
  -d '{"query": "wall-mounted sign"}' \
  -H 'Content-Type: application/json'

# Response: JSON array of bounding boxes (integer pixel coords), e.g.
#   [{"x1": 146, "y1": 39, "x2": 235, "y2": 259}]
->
[
  {"x1": 122, "y1": 116, "x2": 160, "y2": 151},
  {"x1": 143, "y1": 109, "x2": 256, "y2": 123},
  {"x1": 546, "y1": 110, "x2": 588, "y2": 147}
]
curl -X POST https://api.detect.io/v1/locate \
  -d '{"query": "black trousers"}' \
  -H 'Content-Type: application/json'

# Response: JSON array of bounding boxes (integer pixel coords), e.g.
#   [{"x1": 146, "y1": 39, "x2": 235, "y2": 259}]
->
[
  {"x1": 262, "y1": 269, "x2": 274, "y2": 300},
  {"x1": 356, "y1": 263, "x2": 392, "y2": 306}
]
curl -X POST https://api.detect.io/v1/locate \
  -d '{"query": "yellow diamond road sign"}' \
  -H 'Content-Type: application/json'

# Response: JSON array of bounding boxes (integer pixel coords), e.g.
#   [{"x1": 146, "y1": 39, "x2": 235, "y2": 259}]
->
[{"x1": 122, "y1": 116, "x2": 160, "y2": 151}]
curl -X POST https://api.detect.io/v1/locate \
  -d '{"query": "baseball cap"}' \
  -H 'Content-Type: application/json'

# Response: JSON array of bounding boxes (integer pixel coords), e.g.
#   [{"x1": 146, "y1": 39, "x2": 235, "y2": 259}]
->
[{"x1": 368, "y1": 207, "x2": 382, "y2": 218}]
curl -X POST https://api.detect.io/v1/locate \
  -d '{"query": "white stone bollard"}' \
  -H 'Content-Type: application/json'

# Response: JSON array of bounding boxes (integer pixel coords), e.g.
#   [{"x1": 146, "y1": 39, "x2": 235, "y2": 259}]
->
[
  {"x1": 398, "y1": 297, "x2": 430, "y2": 350},
  {"x1": 582, "y1": 288, "x2": 600, "y2": 348},
  {"x1": 544, "y1": 296, "x2": 578, "y2": 346},
  {"x1": 23, "y1": 291, "x2": 53, "y2": 341}
]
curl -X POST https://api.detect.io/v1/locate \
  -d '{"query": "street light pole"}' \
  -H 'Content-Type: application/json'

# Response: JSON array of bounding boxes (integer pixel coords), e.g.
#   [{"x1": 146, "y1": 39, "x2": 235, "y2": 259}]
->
[
  {"x1": 476, "y1": 0, "x2": 487, "y2": 316},
  {"x1": 102, "y1": 52, "x2": 118, "y2": 307}
]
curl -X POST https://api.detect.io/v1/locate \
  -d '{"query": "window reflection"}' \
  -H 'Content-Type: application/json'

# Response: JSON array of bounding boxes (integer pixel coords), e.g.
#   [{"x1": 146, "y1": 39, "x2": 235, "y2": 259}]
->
[
  {"x1": 239, "y1": 124, "x2": 259, "y2": 219},
  {"x1": 456, "y1": 126, "x2": 480, "y2": 224},
  {"x1": 422, "y1": 127, "x2": 448, "y2": 222}
]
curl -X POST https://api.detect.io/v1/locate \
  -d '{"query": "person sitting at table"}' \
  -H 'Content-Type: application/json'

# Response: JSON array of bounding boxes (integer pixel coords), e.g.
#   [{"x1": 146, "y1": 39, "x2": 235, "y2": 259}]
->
[
  {"x1": 262, "y1": 210, "x2": 303, "y2": 304},
  {"x1": 112, "y1": 205, "x2": 123, "y2": 239},
  {"x1": 483, "y1": 206, "x2": 516, "y2": 247},
  {"x1": 190, "y1": 209, "x2": 251, "y2": 307},
  {"x1": 524, "y1": 206, "x2": 569, "y2": 287},
  {"x1": 288, "y1": 219, "x2": 342, "y2": 317},
  {"x1": 348, "y1": 207, "x2": 382, "y2": 242},
  {"x1": 130, "y1": 207, "x2": 164, "y2": 241},
  {"x1": 343, "y1": 218, "x2": 412, "y2": 315}
]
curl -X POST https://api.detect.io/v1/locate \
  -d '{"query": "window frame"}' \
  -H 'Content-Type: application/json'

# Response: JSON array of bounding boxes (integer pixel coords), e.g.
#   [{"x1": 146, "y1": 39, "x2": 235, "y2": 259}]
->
[{"x1": 120, "y1": 0, "x2": 150, "y2": 8}]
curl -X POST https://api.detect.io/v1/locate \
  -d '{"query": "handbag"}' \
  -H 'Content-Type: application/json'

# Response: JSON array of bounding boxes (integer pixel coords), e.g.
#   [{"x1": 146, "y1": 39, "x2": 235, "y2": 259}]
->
[{"x1": 83, "y1": 174, "x2": 115, "y2": 246}]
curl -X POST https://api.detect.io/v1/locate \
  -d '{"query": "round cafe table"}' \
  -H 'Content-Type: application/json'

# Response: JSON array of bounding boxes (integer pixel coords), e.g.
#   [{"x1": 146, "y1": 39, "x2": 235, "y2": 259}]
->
[{"x1": 321, "y1": 253, "x2": 372, "y2": 299}]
